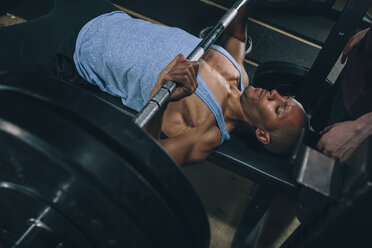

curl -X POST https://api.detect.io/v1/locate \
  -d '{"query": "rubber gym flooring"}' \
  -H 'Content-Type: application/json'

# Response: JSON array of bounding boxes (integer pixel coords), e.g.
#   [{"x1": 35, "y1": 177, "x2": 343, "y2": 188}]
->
[{"x1": 0, "y1": 0, "x2": 365, "y2": 247}]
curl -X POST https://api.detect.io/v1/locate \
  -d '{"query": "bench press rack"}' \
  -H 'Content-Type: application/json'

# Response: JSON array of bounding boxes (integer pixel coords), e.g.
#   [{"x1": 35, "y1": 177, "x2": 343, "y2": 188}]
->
[
  {"x1": 65, "y1": 0, "x2": 371, "y2": 246},
  {"x1": 1, "y1": 0, "x2": 371, "y2": 246}
]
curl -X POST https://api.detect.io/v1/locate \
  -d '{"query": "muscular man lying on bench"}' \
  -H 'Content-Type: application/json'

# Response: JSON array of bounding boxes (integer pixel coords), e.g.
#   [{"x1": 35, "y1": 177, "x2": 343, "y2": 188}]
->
[{"x1": 0, "y1": 0, "x2": 307, "y2": 166}]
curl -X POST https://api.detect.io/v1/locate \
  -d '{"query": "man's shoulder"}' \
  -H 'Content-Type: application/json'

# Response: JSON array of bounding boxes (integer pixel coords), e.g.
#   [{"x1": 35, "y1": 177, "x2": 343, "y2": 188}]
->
[
  {"x1": 203, "y1": 50, "x2": 243, "y2": 90},
  {"x1": 193, "y1": 124, "x2": 222, "y2": 151}
]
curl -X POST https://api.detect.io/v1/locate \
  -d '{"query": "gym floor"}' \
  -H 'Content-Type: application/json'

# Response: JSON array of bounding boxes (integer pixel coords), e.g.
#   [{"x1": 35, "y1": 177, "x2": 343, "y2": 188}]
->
[{"x1": 0, "y1": 0, "x2": 369, "y2": 247}]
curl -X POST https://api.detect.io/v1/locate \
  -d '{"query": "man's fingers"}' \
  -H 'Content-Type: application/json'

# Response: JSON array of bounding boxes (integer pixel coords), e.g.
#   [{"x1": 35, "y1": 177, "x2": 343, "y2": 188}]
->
[
  {"x1": 169, "y1": 68, "x2": 194, "y2": 86},
  {"x1": 175, "y1": 60, "x2": 199, "y2": 79},
  {"x1": 167, "y1": 73, "x2": 195, "y2": 95},
  {"x1": 177, "y1": 53, "x2": 187, "y2": 63},
  {"x1": 164, "y1": 56, "x2": 199, "y2": 102},
  {"x1": 316, "y1": 138, "x2": 325, "y2": 151},
  {"x1": 339, "y1": 151, "x2": 352, "y2": 163},
  {"x1": 168, "y1": 67, "x2": 190, "y2": 76},
  {"x1": 172, "y1": 73, "x2": 193, "y2": 89},
  {"x1": 164, "y1": 54, "x2": 186, "y2": 71},
  {"x1": 317, "y1": 135, "x2": 332, "y2": 154},
  {"x1": 187, "y1": 62, "x2": 197, "y2": 80},
  {"x1": 170, "y1": 74, "x2": 188, "y2": 82},
  {"x1": 324, "y1": 149, "x2": 332, "y2": 157},
  {"x1": 169, "y1": 61, "x2": 198, "y2": 85},
  {"x1": 191, "y1": 61, "x2": 199, "y2": 75},
  {"x1": 319, "y1": 124, "x2": 335, "y2": 135},
  {"x1": 322, "y1": 144, "x2": 334, "y2": 157}
]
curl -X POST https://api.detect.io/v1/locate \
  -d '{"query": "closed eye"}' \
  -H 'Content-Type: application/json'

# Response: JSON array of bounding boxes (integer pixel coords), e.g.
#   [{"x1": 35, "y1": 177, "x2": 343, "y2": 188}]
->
[{"x1": 275, "y1": 105, "x2": 280, "y2": 114}]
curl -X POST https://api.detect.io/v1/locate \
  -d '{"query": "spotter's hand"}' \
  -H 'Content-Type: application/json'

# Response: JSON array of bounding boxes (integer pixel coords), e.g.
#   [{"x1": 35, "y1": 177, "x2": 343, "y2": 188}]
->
[
  {"x1": 341, "y1": 27, "x2": 370, "y2": 64},
  {"x1": 316, "y1": 121, "x2": 360, "y2": 162},
  {"x1": 156, "y1": 54, "x2": 199, "y2": 102}
]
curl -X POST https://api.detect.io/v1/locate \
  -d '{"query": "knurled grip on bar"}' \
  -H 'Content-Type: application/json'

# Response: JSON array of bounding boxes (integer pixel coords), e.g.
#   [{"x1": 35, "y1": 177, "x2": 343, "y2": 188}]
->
[
  {"x1": 134, "y1": 81, "x2": 176, "y2": 127},
  {"x1": 134, "y1": 0, "x2": 251, "y2": 128}
]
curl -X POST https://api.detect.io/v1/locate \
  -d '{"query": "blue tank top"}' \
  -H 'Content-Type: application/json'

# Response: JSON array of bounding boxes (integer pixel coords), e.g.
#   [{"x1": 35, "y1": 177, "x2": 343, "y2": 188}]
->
[{"x1": 73, "y1": 11, "x2": 244, "y2": 144}]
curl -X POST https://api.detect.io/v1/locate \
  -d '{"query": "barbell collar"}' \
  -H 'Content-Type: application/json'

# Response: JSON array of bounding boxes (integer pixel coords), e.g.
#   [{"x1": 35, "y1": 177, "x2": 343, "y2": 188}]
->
[
  {"x1": 151, "y1": 85, "x2": 172, "y2": 106},
  {"x1": 134, "y1": 101, "x2": 160, "y2": 128},
  {"x1": 163, "y1": 80, "x2": 177, "y2": 93},
  {"x1": 220, "y1": 9, "x2": 238, "y2": 27}
]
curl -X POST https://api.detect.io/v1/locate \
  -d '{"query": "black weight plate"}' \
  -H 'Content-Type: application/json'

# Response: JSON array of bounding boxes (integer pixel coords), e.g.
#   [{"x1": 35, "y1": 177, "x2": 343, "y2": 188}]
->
[
  {"x1": 252, "y1": 61, "x2": 308, "y2": 97},
  {"x1": 0, "y1": 92, "x2": 190, "y2": 247},
  {"x1": 0, "y1": 186, "x2": 93, "y2": 248},
  {"x1": 0, "y1": 74, "x2": 210, "y2": 248},
  {"x1": 252, "y1": 61, "x2": 333, "y2": 117},
  {"x1": 0, "y1": 129, "x2": 152, "y2": 248}
]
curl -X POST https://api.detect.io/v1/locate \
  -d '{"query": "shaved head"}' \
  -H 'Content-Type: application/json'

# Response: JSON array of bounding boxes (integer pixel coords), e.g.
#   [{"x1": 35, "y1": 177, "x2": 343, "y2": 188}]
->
[
  {"x1": 240, "y1": 86, "x2": 308, "y2": 154},
  {"x1": 264, "y1": 99, "x2": 308, "y2": 154}
]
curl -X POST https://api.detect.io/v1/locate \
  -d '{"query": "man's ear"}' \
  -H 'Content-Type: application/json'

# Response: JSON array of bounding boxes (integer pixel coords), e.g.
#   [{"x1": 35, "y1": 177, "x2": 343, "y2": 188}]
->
[{"x1": 255, "y1": 128, "x2": 271, "y2": 145}]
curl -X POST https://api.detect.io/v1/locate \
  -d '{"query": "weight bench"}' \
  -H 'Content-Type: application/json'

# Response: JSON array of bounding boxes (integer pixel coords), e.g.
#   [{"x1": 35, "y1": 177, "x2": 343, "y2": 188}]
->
[
  {"x1": 77, "y1": 81, "x2": 300, "y2": 196},
  {"x1": 72, "y1": 77, "x2": 309, "y2": 246}
]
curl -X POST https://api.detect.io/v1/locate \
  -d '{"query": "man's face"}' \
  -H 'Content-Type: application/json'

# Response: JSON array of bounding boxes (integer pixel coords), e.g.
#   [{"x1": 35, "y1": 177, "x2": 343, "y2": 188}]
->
[{"x1": 240, "y1": 86, "x2": 305, "y2": 130}]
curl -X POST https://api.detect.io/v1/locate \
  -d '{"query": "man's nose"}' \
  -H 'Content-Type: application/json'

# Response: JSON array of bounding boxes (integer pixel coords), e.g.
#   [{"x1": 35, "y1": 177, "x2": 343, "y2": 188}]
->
[{"x1": 267, "y1": 89, "x2": 281, "y2": 100}]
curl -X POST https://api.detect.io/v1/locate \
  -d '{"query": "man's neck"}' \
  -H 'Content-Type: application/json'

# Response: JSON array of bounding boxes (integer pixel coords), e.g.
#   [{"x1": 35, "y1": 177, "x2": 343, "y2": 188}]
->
[{"x1": 224, "y1": 89, "x2": 253, "y2": 130}]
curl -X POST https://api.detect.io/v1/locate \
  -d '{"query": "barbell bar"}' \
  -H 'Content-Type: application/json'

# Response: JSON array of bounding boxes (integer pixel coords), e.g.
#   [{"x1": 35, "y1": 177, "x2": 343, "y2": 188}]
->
[{"x1": 133, "y1": 0, "x2": 254, "y2": 128}]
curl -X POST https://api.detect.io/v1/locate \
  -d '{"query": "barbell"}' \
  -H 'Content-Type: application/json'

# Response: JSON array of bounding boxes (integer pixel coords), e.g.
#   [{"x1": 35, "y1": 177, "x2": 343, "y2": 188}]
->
[{"x1": 134, "y1": 0, "x2": 254, "y2": 128}]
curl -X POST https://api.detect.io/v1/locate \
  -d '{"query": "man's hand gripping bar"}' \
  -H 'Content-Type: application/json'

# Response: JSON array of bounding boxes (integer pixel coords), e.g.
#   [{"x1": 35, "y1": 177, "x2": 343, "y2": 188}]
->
[{"x1": 134, "y1": 0, "x2": 252, "y2": 128}]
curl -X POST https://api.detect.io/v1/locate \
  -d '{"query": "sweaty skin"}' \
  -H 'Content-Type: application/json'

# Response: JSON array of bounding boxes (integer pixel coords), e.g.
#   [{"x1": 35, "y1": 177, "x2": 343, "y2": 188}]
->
[
  {"x1": 145, "y1": 4, "x2": 305, "y2": 166},
  {"x1": 162, "y1": 49, "x2": 249, "y2": 164}
]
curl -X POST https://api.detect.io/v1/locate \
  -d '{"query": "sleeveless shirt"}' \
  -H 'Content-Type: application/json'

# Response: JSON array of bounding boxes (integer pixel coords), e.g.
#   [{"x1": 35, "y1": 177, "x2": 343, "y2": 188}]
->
[{"x1": 73, "y1": 11, "x2": 243, "y2": 144}]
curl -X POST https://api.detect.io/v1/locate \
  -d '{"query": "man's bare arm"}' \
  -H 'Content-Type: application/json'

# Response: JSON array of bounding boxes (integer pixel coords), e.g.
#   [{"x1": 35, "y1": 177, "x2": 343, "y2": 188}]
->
[
  {"x1": 219, "y1": 2, "x2": 255, "y2": 64},
  {"x1": 160, "y1": 127, "x2": 219, "y2": 166},
  {"x1": 218, "y1": 3, "x2": 256, "y2": 88},
  {"x1": 317, "y1": 112, "x2": 372, "y2": 162},
  {"x1": 145, "y1": 54, "x2": 201, "y2": 165}
]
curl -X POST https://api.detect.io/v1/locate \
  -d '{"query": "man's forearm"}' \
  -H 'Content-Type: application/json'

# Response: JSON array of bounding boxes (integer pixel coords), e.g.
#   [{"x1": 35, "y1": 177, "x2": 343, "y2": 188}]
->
[
  {"x1": 223, "y1": 2, "x2": 255, "y2": 42},
  {"x1": 355, "y1": 112, "x2": 372, "y2": 138}
]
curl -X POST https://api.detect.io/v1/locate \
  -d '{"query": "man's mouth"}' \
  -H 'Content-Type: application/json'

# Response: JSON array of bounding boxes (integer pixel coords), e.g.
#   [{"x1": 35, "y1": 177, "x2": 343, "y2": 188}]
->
[{"x1": 258, "y1": 88, "x2": 266, "y2": 98}]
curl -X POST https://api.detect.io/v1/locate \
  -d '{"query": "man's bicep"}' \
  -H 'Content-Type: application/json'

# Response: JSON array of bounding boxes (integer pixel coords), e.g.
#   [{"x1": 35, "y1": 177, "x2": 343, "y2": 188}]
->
[{"x1": 222, "y1": 36, "x2": 247, "y2": 65}]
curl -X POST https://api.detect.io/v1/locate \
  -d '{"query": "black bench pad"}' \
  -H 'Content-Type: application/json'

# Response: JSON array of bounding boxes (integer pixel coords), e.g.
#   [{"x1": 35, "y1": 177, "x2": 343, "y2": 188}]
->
[{"x1": 78, "y1": 82, "x2": 300, "y2": 198}]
